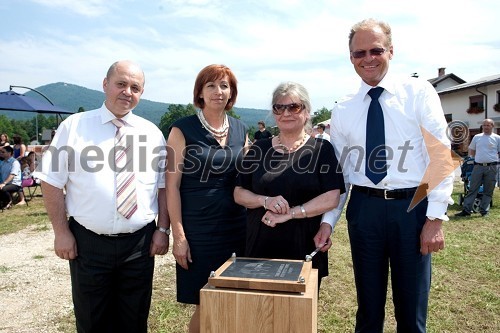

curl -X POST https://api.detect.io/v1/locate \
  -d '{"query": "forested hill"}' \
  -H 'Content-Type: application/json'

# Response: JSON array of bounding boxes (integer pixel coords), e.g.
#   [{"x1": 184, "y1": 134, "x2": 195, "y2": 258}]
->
[{"x1": 1, "y1": 82, "x2": 273, "y2": 128}]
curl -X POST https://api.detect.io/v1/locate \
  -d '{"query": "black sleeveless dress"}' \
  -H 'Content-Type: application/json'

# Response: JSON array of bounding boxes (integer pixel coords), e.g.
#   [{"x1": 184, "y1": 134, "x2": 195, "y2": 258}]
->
[{"x1": 172, "y1": 114, "x2": 247, "y2": 304}]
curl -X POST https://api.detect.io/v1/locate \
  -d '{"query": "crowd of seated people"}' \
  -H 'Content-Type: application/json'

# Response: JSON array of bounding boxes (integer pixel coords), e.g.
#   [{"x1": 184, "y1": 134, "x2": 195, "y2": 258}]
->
[{"x1": 0, "y1": 137, "x2": 41, "y2": 210}]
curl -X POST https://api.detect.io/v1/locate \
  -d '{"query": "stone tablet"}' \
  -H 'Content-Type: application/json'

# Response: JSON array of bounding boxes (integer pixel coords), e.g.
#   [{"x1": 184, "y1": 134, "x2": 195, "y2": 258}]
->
[{"x1": 220, "y1": 258, "x2": 303, "y2": 281}]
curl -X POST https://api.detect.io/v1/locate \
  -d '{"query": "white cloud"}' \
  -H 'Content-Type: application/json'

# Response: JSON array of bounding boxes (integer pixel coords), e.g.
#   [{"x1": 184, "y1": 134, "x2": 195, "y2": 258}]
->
[
  {"x1": 1, "y1": 0, "x2": 499, "y2": 111},
  {"x1": 31, "y1": 0, "x2": 112, "y2": 17}
]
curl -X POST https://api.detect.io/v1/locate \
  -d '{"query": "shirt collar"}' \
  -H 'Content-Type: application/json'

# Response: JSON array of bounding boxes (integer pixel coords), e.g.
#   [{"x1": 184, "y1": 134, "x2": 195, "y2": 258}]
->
[
  {"x1": 98, "y1": 103, "x2": 136, "y2": 127},
  {"x1": 358, "y1": 72, "x2": 396, "y2": 99}
]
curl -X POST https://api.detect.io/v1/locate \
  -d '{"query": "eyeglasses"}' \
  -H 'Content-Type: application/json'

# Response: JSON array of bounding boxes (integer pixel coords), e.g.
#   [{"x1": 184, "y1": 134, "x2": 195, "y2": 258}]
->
[
  {"x1": 272, "y1": 103, "x2": 304, "y2": 115},
  {"x1": 350, "y1": 47, "x2": 387, "y2": 59}
]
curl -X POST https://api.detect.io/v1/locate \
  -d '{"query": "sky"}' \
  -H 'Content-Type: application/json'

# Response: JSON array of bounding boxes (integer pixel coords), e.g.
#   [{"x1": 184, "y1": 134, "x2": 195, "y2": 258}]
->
[{"x1": 1, "y1": 0, "x2": 499, "y2": 112}]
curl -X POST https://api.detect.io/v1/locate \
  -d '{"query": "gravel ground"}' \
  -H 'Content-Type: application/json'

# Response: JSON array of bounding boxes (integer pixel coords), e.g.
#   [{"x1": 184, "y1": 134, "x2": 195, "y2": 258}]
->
[
  {"x1": 0, "y1": 226, "x2": 71, "y2": 333},
  {"x1": 0, "y1": 226, "x2": 174, "y2": 333}
]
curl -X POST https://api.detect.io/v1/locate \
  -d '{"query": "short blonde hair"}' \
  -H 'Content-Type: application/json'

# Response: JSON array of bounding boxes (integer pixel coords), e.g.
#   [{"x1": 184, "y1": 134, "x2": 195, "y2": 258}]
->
[{"x1": 348, "y1": 18, "x2": 392, "y2": 49}]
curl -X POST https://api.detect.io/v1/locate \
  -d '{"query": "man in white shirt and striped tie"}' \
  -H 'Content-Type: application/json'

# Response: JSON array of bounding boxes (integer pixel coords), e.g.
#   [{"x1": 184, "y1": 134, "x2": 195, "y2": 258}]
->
[{"x1": 36, "y1": 60, "x2": 169, "y2": 333}]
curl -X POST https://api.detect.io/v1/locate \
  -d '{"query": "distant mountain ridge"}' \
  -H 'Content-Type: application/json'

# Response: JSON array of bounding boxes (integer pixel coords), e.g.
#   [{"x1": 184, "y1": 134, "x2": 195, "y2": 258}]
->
[{"x1": 1, "y1": 82, "x2": 274, "y2": 128}]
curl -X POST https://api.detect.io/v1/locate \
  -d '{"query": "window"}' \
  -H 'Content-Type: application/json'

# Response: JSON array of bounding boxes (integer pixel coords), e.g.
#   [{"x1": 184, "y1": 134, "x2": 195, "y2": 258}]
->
[
  {"x1": 469, "y1": 95, "x2": 484, "y2": 109},
  {"x1": 495, "y1": 91, "x2": 500, "y2": 111}
]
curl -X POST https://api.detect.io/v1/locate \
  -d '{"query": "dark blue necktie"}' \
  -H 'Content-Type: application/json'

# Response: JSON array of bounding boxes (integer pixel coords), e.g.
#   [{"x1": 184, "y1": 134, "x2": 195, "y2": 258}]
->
[{"x1": 365, "y1": 87, "x2": 387, "y2": 185}]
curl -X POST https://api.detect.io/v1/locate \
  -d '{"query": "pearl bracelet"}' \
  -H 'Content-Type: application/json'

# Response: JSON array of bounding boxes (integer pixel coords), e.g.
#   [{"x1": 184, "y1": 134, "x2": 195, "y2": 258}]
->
[
  {"x1": 300, "y1": 205, "x2": 307, "y2": 218},
  {"x1": 264, "y1": 196, "x2": 269, "y2": 210}
]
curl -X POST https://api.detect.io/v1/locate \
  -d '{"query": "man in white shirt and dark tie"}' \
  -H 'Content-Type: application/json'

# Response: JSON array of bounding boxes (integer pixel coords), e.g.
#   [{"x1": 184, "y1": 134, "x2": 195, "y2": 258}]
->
[{"x1": 329, "y1": 19, "x2": 454, "y2": 332}]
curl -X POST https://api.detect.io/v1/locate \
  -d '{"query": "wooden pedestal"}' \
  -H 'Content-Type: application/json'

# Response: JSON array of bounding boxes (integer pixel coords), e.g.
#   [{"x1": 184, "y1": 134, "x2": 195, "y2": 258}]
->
[{"x1": 200, "y1": 269, "x2": 318, "y2": 333}]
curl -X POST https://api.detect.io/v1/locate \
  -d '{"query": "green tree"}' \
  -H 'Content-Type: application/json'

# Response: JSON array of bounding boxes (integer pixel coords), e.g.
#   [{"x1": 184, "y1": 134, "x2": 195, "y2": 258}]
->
[
  {"x1": 159, "y1": 104, "x2": 243, "y2": 140},
  {"x1": 31, "y1": 114, "x2": 58, "y2": 135},
  {"x1": 8, "y1": 118, "x2": 30, "y2": 144},
  {"x1": 311, "y1": 107, "x2": 331, "y2": 125},
  {"x1": 0, "y1": 114, "x2": 61, "y2": 145},
  {"x1": 159, "y1": 104, "x2": 197, "y2": 139},
  {"x1": 248, "y1": 125, "x2": 257, "y2": 141},
  {"x1": 0, "y1": 115, "x2": 15, "y2": 140},
  {"x1": 226, "y1": 108, "x2": 240, "y2": 120},
  {"x1": 78, "y1": 107, "x2": 85, "y2": 113}
]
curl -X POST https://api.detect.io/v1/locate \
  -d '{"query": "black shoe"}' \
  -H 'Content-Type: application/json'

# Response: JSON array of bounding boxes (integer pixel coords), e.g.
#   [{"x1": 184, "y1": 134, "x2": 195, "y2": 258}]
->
[
  {"x1": 480, "y1": 211, "x2": 489, "y2": 216},
  {"x1": 455, "y1": 210, "x2": 471, "y2": 217}
]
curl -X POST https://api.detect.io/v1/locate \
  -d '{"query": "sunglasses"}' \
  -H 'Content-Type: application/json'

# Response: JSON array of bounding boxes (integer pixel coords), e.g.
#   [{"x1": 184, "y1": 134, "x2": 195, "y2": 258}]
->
[
  {"x1": 350, "y1": 47, "x2": 387, "y2": 59},
  {"x1": 272, "y1": 103, "x2": 304, "y2": 115}
]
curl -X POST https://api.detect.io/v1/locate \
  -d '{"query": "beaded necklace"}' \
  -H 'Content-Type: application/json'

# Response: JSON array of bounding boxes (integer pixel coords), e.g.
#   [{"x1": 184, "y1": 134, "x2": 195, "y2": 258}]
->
[
  {"x1": 197, "y1": 111, "x2": 229, "y2": 140},
  {"x1": 277, "y1": 133, "x2": 308, "y2": 152}
]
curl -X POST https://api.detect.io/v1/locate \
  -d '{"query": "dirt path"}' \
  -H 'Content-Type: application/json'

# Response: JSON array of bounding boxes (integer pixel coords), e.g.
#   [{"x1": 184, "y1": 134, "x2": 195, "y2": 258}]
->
[
  {"x1": 0, "y1": 226, "x2": 71, "y2": 333},
  {"x1": 0, "y1": 225, "x2": 174, "y2": 333}
]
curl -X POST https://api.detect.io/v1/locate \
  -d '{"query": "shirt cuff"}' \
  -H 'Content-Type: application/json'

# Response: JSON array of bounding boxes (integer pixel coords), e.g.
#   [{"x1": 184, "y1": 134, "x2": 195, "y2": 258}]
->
[
  {"x1": 321, "y1": 211, "x2": 337, "y2": 230},
  {"x1": 426, "y1": 201, "x2": 449, "y2": 221}
]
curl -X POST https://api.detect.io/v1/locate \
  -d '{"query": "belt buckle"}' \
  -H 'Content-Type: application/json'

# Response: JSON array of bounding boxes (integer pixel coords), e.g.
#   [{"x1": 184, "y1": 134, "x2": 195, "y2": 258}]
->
[
  {"x1": 482, "y1": 163, "x2": 488, "y2": 166},
  {"x1": 383, "y1": 190, "x2": 394, "y2": 200}
]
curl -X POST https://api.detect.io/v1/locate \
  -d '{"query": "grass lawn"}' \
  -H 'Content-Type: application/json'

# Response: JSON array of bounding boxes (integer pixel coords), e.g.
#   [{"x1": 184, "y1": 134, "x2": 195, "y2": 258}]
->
[{"x1": 1, "y1": 184, "x2": 499, "y2": 332}]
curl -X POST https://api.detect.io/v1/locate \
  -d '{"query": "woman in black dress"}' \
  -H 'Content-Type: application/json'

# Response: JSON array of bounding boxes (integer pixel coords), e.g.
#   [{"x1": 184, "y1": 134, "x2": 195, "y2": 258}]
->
[
  {"x1": 234, "y1": 82, "x2": 345, "y2": 288},
  {"x1": 166, "y1": 64, "x2": 248, "y2": 333}
]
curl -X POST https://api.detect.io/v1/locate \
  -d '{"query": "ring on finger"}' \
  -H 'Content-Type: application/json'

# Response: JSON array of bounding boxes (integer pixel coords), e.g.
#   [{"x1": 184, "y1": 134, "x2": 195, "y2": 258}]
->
[
  {"x1": 274, "y1": 204, "x2": 280, "y2": 208},
  {"x1": 267, "y1": 220, "x2": 271, "y2": 225}
]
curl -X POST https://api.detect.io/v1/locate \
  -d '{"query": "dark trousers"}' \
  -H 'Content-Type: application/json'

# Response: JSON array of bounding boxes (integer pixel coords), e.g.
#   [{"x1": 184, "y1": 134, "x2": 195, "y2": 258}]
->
[
  {"x1": 1, "y1": 183, "x2": 21, "y2": 202},
  {"x1": 463, "y1": 164, "x2": 497, "y2": 214},
  {"x1": 346, "y1": 190, "x2": 431, "y2": 333},
  {"x1": 69, "y1": 218, "x2": 155, "y2": 333}
]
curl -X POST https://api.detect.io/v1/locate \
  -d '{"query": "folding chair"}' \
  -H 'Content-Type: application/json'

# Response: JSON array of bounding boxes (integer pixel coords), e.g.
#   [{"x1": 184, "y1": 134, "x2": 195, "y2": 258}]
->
[
  {"x1": 19, "y1": 175, "x2": 40, "y2": 206},
  {"x1": 25, "y1": 179, "x2": 40, "y2": 200}
]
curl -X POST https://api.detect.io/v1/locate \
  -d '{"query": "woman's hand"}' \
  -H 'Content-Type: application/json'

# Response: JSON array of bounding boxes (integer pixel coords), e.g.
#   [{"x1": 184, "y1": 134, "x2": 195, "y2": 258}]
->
[
  {"x1": 267, "y1": 195, "x2": 290, "y2": 215},
  {"x1": 172, "y1": 236, "x2": 192, "y2": 270},
  {"x1": 261, "y1": 210, "x2": 292, "y2": 227}
]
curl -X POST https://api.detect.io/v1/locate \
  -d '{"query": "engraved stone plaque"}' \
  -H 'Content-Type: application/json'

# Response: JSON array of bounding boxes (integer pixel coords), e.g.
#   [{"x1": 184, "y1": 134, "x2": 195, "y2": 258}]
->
[
  {"x1": 208, "y1": 257, "x2": 312, "y2": 293},
  {"x1": 220, "y1": 258, "x2": 303, "y2": 281}
]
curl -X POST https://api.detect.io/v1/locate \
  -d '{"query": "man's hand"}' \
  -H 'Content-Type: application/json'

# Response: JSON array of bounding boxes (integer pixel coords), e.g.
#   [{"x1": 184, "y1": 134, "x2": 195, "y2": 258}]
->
[
  {"x1": 313, "y1": 223, "x2": 333, "y2": 252},
  {"x1": 420, "y1": 219, "x2": 445, "y2": 255},
  {"x1": 54, "y1": 229, "x2": 78, "y2": 260},
  {"x1": 150, "y1": 230, "x2": 170, "y2": 257}
]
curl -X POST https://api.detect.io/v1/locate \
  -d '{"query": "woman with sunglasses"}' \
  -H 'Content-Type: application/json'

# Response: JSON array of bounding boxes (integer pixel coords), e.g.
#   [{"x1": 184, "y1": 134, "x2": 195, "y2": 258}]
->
[{"x1": 234, "y1": 81, "x2": 345, "y2": 288}]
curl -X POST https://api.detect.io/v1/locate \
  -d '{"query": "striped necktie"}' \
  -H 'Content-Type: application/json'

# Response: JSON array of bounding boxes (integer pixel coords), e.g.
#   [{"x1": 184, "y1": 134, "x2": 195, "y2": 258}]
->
[
  {"x1": 112, "y1": 118, "x2": 137, "y2": 219},
  {"x1": 365, "y1": 87, "x2": 387, "y2": 185}
]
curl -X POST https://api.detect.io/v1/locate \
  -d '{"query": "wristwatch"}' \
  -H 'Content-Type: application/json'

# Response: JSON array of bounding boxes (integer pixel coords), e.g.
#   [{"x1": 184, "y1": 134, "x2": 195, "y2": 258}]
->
[{"x1": 156, "y1": 226, "x2": 171, "y2": 235}]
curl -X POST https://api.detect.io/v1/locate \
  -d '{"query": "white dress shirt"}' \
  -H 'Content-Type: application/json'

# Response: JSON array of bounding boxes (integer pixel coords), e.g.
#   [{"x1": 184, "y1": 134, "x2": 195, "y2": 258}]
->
[
  {"x1": 327, "y1": 73, "x2": 454, "y2": 223},
  {"x1": 35, "y1": 104, "x2": 166, "y2": 234},
  {"x1": 315, "y1": 132, "x2": 331, "y2": 141}
]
